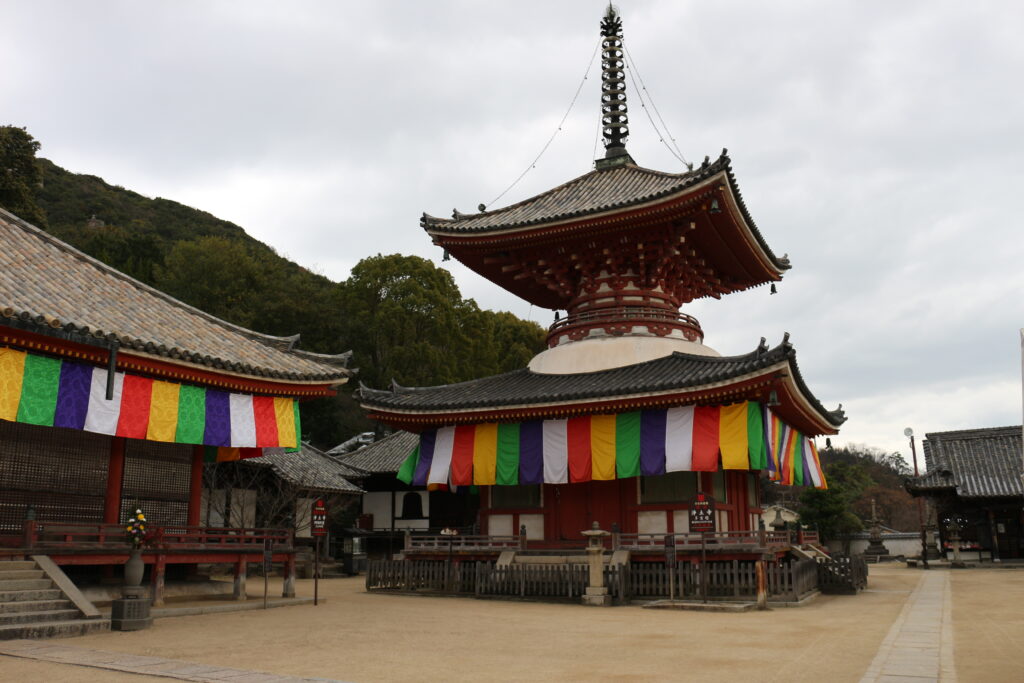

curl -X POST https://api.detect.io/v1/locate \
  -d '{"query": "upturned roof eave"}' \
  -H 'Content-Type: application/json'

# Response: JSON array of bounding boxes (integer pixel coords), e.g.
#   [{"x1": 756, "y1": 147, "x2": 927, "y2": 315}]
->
[{"x1": 421, "y1": 151, "x2": 790, "y2": 275}]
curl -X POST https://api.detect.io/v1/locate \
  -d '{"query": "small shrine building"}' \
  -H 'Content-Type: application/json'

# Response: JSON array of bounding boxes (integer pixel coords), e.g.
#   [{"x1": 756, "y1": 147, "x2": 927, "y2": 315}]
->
[
  {"x1": 0, "y1": 207, "x2": 352, "y2": 601},
  {"x1": 906, "y1": 426, "x2": 1023, "y2": 561},
  {"x1": 359, "y1": 7, "x2": 843, "y2": 551}
]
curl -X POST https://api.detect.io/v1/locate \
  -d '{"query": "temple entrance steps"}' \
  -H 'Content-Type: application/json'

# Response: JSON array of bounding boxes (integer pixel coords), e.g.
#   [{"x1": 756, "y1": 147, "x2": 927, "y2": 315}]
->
[
  {"x1": 791, "y1": 545, "x2": 831, "y2": 562},
  {"x1": 0, "y1": 558, "x2": 109, "y2": 640}
]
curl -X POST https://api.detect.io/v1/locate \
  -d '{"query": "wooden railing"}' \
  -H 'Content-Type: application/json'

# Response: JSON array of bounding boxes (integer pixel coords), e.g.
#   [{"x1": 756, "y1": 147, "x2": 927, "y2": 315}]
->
[
  {"x1": 404, "y1": 533, "x2": 522, "y2": 553},
  {"x1": 616, "y1": 530, "x2": 792, "y2": 551},
  {"x1": 399, "y1": 529, "x2": 817, "y2": 554},
  {"x1": 21, "y1": 521, "x2": 294, "y2": 551},
  {"x1": 799, "y1": 530, "x2": 821, "y2": 546}
]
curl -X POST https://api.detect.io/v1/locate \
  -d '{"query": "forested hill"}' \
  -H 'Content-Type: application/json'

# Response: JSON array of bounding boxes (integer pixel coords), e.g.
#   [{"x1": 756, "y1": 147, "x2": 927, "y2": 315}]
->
[
  {"x1": 37, "y1": 158, "x2": 256, "y2": 250},
  {"x1": 34, "y1": 156, "x2": 347, "y2": 355},
  {"x1": 0, "y1": 126, "x2": 546, "y2": 447}
]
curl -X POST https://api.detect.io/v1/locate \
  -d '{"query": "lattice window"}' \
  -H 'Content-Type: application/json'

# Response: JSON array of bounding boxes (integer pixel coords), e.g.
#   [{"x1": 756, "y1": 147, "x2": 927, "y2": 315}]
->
[
  {"x1": 0, "y1": 421, "x2": 110, "y2": 532},
  {"x1": 121, "y1": 440, "x2": 193, "y2": 527}
]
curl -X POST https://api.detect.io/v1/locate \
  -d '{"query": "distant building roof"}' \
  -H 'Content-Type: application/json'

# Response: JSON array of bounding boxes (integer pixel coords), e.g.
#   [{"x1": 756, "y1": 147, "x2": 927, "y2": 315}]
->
[
  {"x1": 243, "y1": 442, "x2": 363, "y2": 494},
  {"x1": 326, "y1": 431, "x2": 375, "y2": 456},
  {"x1": 335, "y1": 430, "x2": 418, "y2": 474},
  {"x1": 907, "y1": 426, "x2": 1023, "y2": 499},
  {"x1": 0, "y1": 208, "x2": 352, "y2": 384}
]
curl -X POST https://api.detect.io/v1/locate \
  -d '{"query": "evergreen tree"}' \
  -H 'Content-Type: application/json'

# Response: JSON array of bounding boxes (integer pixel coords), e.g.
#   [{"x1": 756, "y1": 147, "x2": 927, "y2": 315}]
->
[{"x1": 0, "y1": 125, "x2": 47, "y2": 226}]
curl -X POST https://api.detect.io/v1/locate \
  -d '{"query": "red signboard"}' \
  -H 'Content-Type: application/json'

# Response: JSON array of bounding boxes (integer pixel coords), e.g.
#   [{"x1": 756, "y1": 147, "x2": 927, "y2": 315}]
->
[
  {"x1": 311, "y1": 499, "x2": 328, "y2": 536},
  {"x1": 688, "y1": 493, "x2": 716, "y2": 533}
]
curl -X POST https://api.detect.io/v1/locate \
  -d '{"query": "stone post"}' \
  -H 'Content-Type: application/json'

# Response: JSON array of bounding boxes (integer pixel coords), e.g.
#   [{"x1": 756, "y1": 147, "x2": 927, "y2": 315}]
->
[
  {"x1": 283, "y1": 553, "x2": 296, "y2": 597},
  {"x1": 233, "y1": 558, "x2": 247, "y2": 600},
  {"x1": 948, "y1": 520, "x2": 965, "y2": 568},
  {"x1": 581, "y1": 522, "x2": 612, "y2": 606}
]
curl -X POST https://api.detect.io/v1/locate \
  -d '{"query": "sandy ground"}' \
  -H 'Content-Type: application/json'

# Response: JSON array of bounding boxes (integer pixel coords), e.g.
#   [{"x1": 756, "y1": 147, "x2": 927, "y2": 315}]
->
[
  {"x1": 950, "y1": 568, "x2": 1024, "y2": 682},
  {"x1": 1, "y1": 565, "x2": 1022, "y2": 682}
]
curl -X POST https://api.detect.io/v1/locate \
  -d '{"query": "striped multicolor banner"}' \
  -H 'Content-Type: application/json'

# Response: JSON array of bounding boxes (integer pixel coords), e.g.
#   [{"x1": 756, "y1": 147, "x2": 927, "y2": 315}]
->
[
  {"x1": 0, "y1": 347, "x2": 300, "y2": 450},
  {"x1": 397, "y1": 402, "x2": 827, "y2": 489}
]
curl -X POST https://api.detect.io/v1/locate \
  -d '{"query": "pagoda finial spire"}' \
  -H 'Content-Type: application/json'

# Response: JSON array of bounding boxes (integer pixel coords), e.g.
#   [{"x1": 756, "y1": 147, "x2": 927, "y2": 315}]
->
[{"x1": 599, "y1": 4, "x2": 631, "y2": 165}]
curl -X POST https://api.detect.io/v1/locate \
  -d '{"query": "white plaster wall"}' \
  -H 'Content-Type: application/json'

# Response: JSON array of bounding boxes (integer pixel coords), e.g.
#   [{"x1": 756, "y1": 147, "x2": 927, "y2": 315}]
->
[
  {"x1": 201, "y1": 489, "x2": 225, "y2": 527},
  {"x1": 295, "y1": 495, "x2": 315, "y2": 538},
  {"x1": 673, "y1": 510, "x2": 690, "y2": 533},
  {"x1": 521, "y1": 514, "x2": 545, "y2": 540},
  {"x1": 760, "y1": 506, "x2": 799, "y2": 528},
  {"x1": 638, "y1": 510, "x2": 668, "y2": 534},
  {"x1": 362, "y1": 492, "x2": 393, "y2": 529},
  {"x1": 825, "y1": 536, "x2": 923, "y2": 557},
  {"x1": 229, "y1": 488, "x2": 256, "y2": 529},
  {"x1": 529, "y1": 335, "x2": 719, "y2": 374},
  {"x1": 715, "y1": 510, "x2": 729, "y2": 532},
  {"x1": 393, "y1": 491, "x2": 429, "y2": 530},
  {"x1": 489, "y1": 514, "x2": 513, "y2": 536}
]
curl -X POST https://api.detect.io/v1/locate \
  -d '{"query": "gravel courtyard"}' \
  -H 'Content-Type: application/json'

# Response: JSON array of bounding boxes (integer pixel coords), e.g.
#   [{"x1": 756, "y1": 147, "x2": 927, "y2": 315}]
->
[{"x1": 1, "y1": 564, "x2": 1022, "y2": 682}]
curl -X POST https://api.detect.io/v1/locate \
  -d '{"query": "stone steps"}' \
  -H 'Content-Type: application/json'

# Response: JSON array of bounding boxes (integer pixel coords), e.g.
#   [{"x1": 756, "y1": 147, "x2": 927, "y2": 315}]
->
[
  {"x1": 0, "y1": 589, "x2": 62, "y2": 602},
  {"x1": 0, "y1": 608, "x2": 81, "y2": 625},
  {"x1": 0, "y1": 579, "x2": 53, "y2": 592},
  {"x1": 0, "y1": 618, "x2": 111, "y2": 640},
  {"x1": 0, "y1": 570, "x2": 46, "y2": 581},
  {"x1": 0, "y1": 598, "x2": 74, "y2": 614},
  {"x1": 0, "y1": 557, "x2": 109, "y2": 640},
  {"x1": 0, "y1": 561, "x2": 37, "y2": 571}
]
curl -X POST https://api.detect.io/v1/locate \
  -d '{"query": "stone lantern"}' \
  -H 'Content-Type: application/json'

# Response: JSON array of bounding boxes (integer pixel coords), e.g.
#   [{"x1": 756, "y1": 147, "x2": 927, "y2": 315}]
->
[{"x1": 581, "y1": 522, "x2": 612, "y2": 606}]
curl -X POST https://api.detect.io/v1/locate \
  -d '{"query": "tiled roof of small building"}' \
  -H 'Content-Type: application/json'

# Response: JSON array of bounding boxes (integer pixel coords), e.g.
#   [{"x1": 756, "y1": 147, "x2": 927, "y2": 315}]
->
[
  {"x1": 358, "y1": 339, "x2": 844, "y2": 428},
  {"x1": 335, "y1": 430, "x2": 419, "y2": 474},
  {"x1": 421, "y1": 151, "x2": 789, "y2": 271},
  {"x1": 0, "y1": 208, "x2": 352, "y2": 383},
  {"x1": 907, "y1": 426, "x2": 1023, "y2": 499},
  {"x1": 244, "y1": 443, "x2": 364, "y2": 493}
]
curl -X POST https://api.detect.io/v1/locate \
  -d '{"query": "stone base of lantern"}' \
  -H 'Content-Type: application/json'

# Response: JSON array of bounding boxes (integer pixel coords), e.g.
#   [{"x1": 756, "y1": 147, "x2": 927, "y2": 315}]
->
[
  {"x1": 111, "y1": 589, "x2": 152, "y2": 631},
  {"x1": 582, "y1": 586, "x2": 612, "y2": 607}
]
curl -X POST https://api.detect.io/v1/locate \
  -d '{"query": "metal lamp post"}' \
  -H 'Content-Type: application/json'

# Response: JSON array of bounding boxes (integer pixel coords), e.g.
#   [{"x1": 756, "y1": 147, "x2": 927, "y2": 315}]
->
[{"x1": 905, "y1": 428, "x2": 929, "y2": 569}]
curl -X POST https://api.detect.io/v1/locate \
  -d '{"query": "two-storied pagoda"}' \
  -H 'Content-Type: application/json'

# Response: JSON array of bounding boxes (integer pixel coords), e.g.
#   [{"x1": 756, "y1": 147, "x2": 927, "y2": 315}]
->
[{"x1": 359, "y1": 7, "x2": 843, "y2": 544}]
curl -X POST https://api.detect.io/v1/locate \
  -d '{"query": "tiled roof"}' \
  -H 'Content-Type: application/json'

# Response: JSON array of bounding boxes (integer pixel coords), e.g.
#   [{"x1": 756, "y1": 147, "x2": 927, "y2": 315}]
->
[
  {"x1": 358, "y1": 338, "x2": 844, "y2": 428},
  {"x1": 0, "y1": 208, "x2": 352, "y2": 383},
  {"x1": 335, "y1": 430, "x2": 418, "y2": 474},
  {"x1": 244, "y1": 443, "x2": 364, "y2": 493},
  {"x1": 421, "y1": 151, "x2": 788, "y2": 271},
  {"x1": 907, "y1": 426, "x2": 1023, "y2": 499}
]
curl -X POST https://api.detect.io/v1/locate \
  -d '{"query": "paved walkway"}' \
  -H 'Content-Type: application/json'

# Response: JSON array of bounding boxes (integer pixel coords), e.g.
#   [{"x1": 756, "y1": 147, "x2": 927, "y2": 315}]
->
[
  {"x1": 0, "y1": 639, "x2": 345, "y2": 682},
  {"x1": 860, "y1": 570, "x2": 956, "y2": 682}
]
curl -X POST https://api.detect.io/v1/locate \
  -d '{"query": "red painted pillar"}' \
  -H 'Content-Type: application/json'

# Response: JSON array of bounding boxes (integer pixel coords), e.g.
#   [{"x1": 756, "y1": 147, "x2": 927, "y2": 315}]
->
[
  {"x1": 104, "y1": 437, "x2": 127, "y2": 524},
  {"x1": 187, "y1": 445, "x2": 205, "y2": 527}
]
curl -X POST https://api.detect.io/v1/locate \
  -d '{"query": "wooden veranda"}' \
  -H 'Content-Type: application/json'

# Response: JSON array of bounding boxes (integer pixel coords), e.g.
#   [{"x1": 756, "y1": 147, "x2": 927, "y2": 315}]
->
[{"x1": 1, "y1": 521, "x2": 298, "y2": 605}]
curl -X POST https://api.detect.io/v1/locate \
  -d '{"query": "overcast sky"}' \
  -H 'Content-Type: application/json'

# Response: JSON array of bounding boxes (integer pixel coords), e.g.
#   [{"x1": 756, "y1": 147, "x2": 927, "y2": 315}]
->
[{"x1": 4, "y1": 0, "x2": 1023, "y2": 459}]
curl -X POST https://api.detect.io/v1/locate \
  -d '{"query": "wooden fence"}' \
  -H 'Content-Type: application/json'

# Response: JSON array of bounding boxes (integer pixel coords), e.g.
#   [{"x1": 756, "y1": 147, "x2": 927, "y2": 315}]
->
[
  {"x1": 816, "y1": 555, "x2": 868, "y2": 594},
  {"x1": 367, "y1": 557, "x2": 828, "y2": 603},
  {"x1": 475, "y1": 563, "x2": 592, "y2": 601},
  {"x1": 625, "y1": 558, "x2": 817, "y2": 602}
]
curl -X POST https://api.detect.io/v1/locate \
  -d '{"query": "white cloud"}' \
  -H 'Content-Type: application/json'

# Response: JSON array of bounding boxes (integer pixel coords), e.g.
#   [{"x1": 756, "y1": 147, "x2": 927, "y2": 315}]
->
[{"x1": 3, "y1": 0, "x2": 1023, "y2": 451}]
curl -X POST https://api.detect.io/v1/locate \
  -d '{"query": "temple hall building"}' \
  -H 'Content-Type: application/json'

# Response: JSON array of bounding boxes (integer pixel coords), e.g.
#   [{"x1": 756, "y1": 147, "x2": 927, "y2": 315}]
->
[{"x1": 0, "y1": 206, "x2": 353, "y2": 616}]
